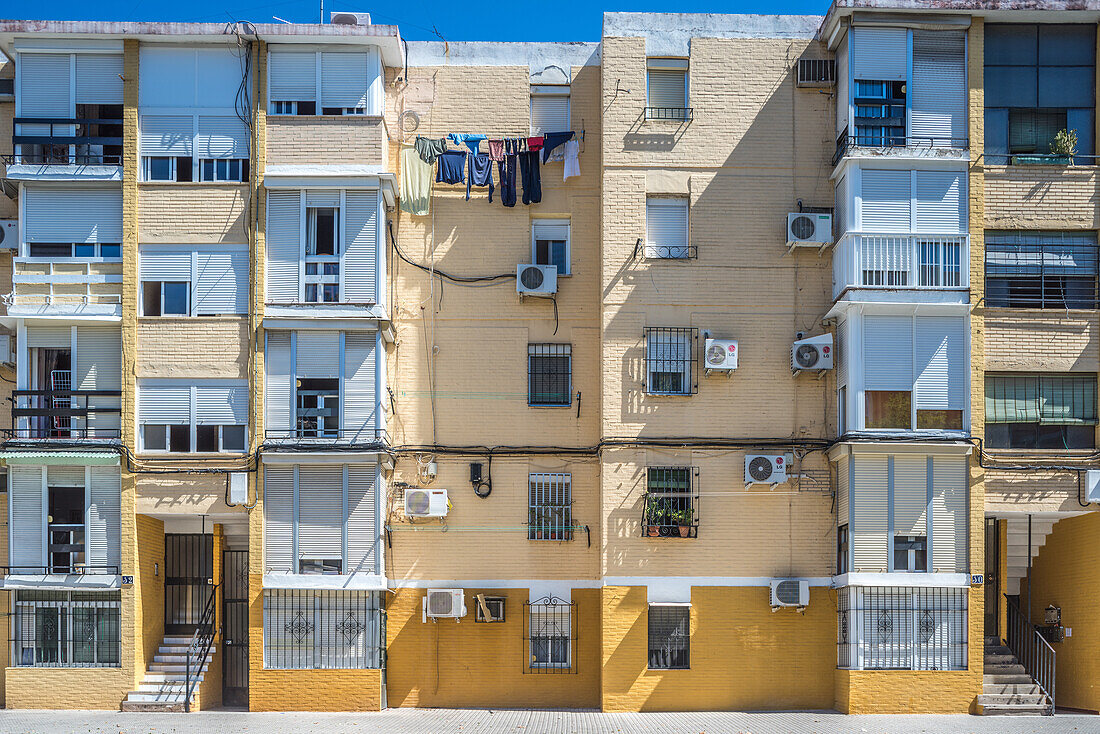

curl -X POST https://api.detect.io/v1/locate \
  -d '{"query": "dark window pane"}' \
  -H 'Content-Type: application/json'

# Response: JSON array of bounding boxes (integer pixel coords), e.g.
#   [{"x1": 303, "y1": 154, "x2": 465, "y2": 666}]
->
[
  {"x1": 73, "y1": 244, "x2": 95, "y2": 257},
  {"x1": 322, "y1": 284, "x2": 340, "y2": 302},
  {"x1": 144, "y1": 424, "x2": 167, "y2": 451},
  {"x1": 916, "y1": 410, "x2": 964, "y2": 430},
  {"x1": 985, "y1": 423, "x2": 1009, "y2": 448},
  {"x1": 297, "y1": 101, "x2": 316, "y2": 115},
  {"x1": 315, "y1": 209, "x2": 337, "y2": 255},
  {"x1": 142, "y1": 281, "x2": 162, "y2": 316},
  {"x1": 28, "y1": 244, "x2": 73, "y2": 258},
  {"x1": 222, "y1": 425, "x2": 246, "y2": 452},
  {"x1": 100, "y1": 244, "x2": 121, "y2": 258},
  {"x1": 196, "y1": 425, "x2": 218, "y2": 452},
  {"x1": 163, "y1": 282, "x2": 188, "y2": 315},
  {"x1": 648, "y1": 606, "x2": 689, "y2": 669},
  {"x1": 168, "y1": 424, "x2": 190, "y2": 453},
  {"x1": 176, "y1": 157, "x2": 192, "y2": 182},
  {"x1": 529, "y1": 346, "x2": 571, "y2": 406},
  {"x1": 146, "y1": 157, "x2": 172, "y2": 181}
]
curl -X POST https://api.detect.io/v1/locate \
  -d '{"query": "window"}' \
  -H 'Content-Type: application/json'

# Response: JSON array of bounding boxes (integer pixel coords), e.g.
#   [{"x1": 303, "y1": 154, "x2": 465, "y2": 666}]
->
[
  {"x1": 268, "y1": 50, "x2": 379, "y2": 117},
  {"x1": 525, "y1": 599, "x2": 572, "y2": 671},
  {"x1": 893, "y1": 536, "x2": 928, "y2": 572},
  {"x1": 648, "y1": 605, "x2": 690, "y2": 669},
  {"x1": 837, "y1": 524, "x2": 849, "y2": 575},
  {"x1": 138, "y1": 382, "x2": 248, "y2": 453},
  {"x1": 645, "y1": 327, "x2": 696, "y2": 395},
  {"x1": 271, "y1": 100, "x2": 316, "y2": 116},
  {"x1": 48, "y1": 486, "x2": 84, "y2": 573},
  {"x1": 985, "y1": 374, "x2": 1097, "y2": 449},
  {"x1": 307, "y1": 207, "x2": 339, "y2": 256},
  {"x1": 865, "y1": 391, "x2": 912, "y2": 430},
  {"x1": 305, "y1": 206, "x2": 341, "y2": 303},
  {"x1": 985, "y1": 231, "x2": 1099, "y2": 309},
  {"x1": 838, "y1": 386, "x2": 848, "y2": 435},
  {"x1": 530, "y1": 89, "x2": 570, "y2": 134},
  {"x1": 528, "y1": 344, "x2": 572, "y2": 407},
  {"x1": 837, "y1": 586, "x2": 967, "y2": 671},
  {"x1": 139, "y1": 247, "x2": 249, "y2": 317},
  {"x1": 142, "y1": 156, "x2": 193, "y2": 182},
  {"x1": 263, "y1": 590, "x2": 383, "y2": 669},
  {"x1": 853, "y1": 80, "x2": 906, "y2": 146},
  {"x1": 474, "y1": 596, "x2": 506, "y2": 623},
  {"x1": 27, "y1": 243, "x2": 121, "y2": 259},
  {"x1": 141, "y1": 281, "x2": 189, "y2": 316},
  {"x1": 643, "y1": 466, "x2": 697, "y2": 538},
  {"x1": 532, "y1": 219, "x2": 570, "y2": 275},
  {"x1": 298, "y1": 559, "x2": 342, "y2": 575},
  {"x1": 14, "y1": 591, "x2": 121, "y2": 668},
  {"x1": 200, "y1": 158, "x2": 248, "y2": 182},
  {"x1": 645, "y1": 197, "x2": 690, "y2": 259},
  {"x1": 528, "y1": 473, "x2": 572, "y2": 541},
  {"x1": 646, "y1": 59, "x2": 689, "y2": 120},
  {"x1": 139, "y1": 113, "x2": 248, "y2": 182},
  {"x1": 296, "y1": 378, "x2": 340, "y2": 438}
]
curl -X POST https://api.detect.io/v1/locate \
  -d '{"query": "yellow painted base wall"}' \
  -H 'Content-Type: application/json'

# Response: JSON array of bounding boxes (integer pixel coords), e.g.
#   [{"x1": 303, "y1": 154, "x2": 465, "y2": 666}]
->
[
  {"x1": 251, "y1": 668, "x2": 383, "y2": 711},
  {"x1": 5, "y1": 668, "x2": 132, "y2": 710},
  {"x1": 135, "y1": 514, "x2": 165, "y2": 679},
  {"x1": 1026, "y1": 512, "x2": 1100, "y2": 713},
  {"x1": 386, "y1": 587, "x2": 601, "y2": 709},
  {"x1": 601, "y1": 586, "x2": 834, "y2": 712}
]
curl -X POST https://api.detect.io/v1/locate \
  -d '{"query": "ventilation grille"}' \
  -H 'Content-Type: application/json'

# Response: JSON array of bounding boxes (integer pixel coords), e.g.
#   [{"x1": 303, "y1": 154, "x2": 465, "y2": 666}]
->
[
  {"x1": 775, "y1": 580, "x2": 802, "y2": 605},
  {"x1": 797, "y1": 58, "x2": 836, "y2": 87},
  {"x1": 428, "y1": 591, "x2": 454, "y2": 616}
]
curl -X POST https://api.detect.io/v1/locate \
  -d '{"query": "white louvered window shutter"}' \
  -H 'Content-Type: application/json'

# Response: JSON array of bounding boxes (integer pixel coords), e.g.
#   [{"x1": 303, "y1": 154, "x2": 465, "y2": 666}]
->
[
  {"x1": 75, "y1": 54, "x2": 124, "y2": 104},
  {"x1": 863, "y1": 315, "x2": 914, "y2": 391},
  {"x1": 76, "y1": 326, "x2": 122, "y2": 438},
  {"x1": 194, "y1": 249, "x2": 248, "y2": 315},
  {"x1": 646, "y1": 198, "x2": 689, "y2": 258},
  {"x1": 931, "y1": 456, "x2": 967, "y2": 572},
  {"x1": 263, "y1": 466, "x2": 294, "y2": 572},
  {"x1": 26, "y1": 325, "x2": 71, "y2": 348},
  {"x1": 139, "y1": 115, "x2": 195, "y2": 157},
  {"x1": 296, "y1": 330, "x2": 341, "y2": 378},
  {"x1": 914, "y1": 316, "x2": 966, "y2": 413},
  {"x1": 9, "y1": 466, "x2": 44, "y2": 570},
  {"x1": 343, "y1": 332, "x2": 377, "y2": 440},
  {"x1": 138, "y1": 384, "x2": 191, "y2": 424},
  {"x1": 296, "y1": 465, "x2": 345, "y2": 566},
  {"x1": 320, "y1": 52, "x2": 368, "y2": 111},
  {"x1": 852, "y1": 27, "x2": 908, "y2": 82},
  {"x1": 530, "y1": 94, "x2": 570, "y2": 134},
  {"x1": 195, "y1": 383, "x2": 248, "y2": 425},
  {"x1": 346, "y1": 464, "x2": 378, "y2": 574},
  {"x1": 19, "y1": 53, "x2": 71, "y2": 117},
  {"x1": 851, "y1": 454, "x2": 889, "y2": 572},
  {"x1": 196, "y1": 116, "x2": 250, "y2": 159},
  {"x1": 87, "y1": 466, "x2": 121, "y2": 570},
  {"x1": 139, "y1": 247, "x2": 192, "y2": 282},
  {"x1": 647, "y1": 64, "x2": 687, "y2": 109},
  {"x1": 266, "y1": 190, "x2": 302, "y2": 303},
  {"x1": 343, "y1": 190, "x2": 379, "y2": 303},
  {"x1": 265, "y1": 332, "x2": 293, "y2": 436},
  {"x1": 913, "y1": 171, "x2": 965, "y2": 234},
  {"x1": 892, "y1": 455, "x2": 928, "y2": 540},
  {"x1": 269, "y1": 50, "x2": 317, "y2": 103},
  {"x1": 911, "y1": 31, "x2": 966, "y2": 144},
  {"x1": 24, "y1": 186, "x2": 123, "y2": 244},
  {"x1": 860, "y1": 169, "x2": 912, "y2": 233}
]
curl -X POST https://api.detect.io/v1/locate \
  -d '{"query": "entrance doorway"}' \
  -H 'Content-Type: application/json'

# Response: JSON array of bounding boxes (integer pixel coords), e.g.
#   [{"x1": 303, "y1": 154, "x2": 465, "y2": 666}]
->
[
  {"x1": 984, "y1": 517, "x2": 1000, "y2": 636},
  {"x1": 164, "y1": 533, "x2": 213, "y2": 635},
  {"x1": 222, "y1": 549, "x2": 249, "y2": 706}
]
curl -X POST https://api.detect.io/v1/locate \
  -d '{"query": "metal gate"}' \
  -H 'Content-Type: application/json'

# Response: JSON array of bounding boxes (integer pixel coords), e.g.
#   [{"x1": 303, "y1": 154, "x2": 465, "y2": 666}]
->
[
  {"x1": 222, "y1": 549, "x2": 249, "y2": 706},
  {"x1": 164, "y1": 534, "x2": 214, "y2": 635}
]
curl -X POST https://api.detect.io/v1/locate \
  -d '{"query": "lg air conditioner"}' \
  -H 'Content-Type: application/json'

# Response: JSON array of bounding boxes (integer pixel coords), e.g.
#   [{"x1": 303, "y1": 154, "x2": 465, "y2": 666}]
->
[
  {"x1": 786, "y1": 212, "x2": 832, "y2": 248},
  {"x1": 330, "y1": 11, "x2": 371, "y2": 24},
  {"x1": 424, "y1": 588, "x2": 467, "y2": 621},
  {"x1": 517, "y1": 264, "x2": 558, "y2": 296},
  {"x1": 703, "y1": 338, "x2": 738, "y2": 372},
  {"x1": 770, "y1": 579, "x2": 809, "y2": 609},
  {"x1": 745, "y1": 455, "x2": 788, "y2": 486},
  {"x1": 791, "y1": 334, "x2": 834, "y2": 372},
  {"x1": 0, "y1": 220, "x2": 16, "y2": 249},
  {"x1": 405, "y1": 488, "x2": 449, "y2": 518}
]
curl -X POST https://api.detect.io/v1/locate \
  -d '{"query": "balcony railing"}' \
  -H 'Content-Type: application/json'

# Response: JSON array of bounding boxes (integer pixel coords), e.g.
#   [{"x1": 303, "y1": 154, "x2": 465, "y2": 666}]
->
[
  {"x1": 11, "y1": 390, "x2": 123, "y2": 439},
  {"x1": 833, "y1": 128, "x2": 969, "y2": 166},
  {"x1": 48, "y1": 524, "x2": 85, "y2": 574},
  {"x1": 264, "y1": 427, "x2": 387, "y2": 445},
  {"x1": 832, "y1": 233, "x2": 970, "y2": 299},
  {"x1": 11, "y1": 259, "x2": 124, "y2": 314},
  {"x1": 10, "y1": 116, "x2": 123, "y2": 166}
]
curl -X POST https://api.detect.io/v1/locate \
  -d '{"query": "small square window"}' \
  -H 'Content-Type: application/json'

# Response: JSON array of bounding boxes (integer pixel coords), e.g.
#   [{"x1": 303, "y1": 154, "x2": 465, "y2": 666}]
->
[
  {"x1": 645, "y1": 327, "x2": 695, "y2": 395},
  {"x1": 222, "y1": 425, "x2": 246, "y2": 452},
  {"x1": 528, "y1": 344, "x2": 572, "y2": 407},
  {"x1": 100, "y1": 244, "x2": 121, "y2": 258},
  {"x1": 532, "y1": 220, "x2": 570, "y2": 275},
  {"x1": 474, "y1": 596, "x2": 506, "y2": 623},
  {"x1": 646, "y1": 59, "x2": 689, "y2": 120},
  {"x1": 145, "y1": 156, "x2": 174, "y2": 181},
  {"x1": 74, "y1": 244, "x2": 96, "y2": 257},
  {"x1": 893, "y1": 535, "x2": 928, "y2": 572},
  {"x1": 646, "y1": 198, "x2": 690, "y2": 259}
]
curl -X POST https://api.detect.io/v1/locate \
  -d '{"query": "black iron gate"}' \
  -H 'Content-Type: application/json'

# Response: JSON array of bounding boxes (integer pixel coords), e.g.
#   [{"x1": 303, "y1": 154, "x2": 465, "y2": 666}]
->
[
  {"x1": 222, "y1": 549, "x2": 249, "y2": 706},
  {"x1": 165, "y1": 533, "x2": 214, "y2": 635}
]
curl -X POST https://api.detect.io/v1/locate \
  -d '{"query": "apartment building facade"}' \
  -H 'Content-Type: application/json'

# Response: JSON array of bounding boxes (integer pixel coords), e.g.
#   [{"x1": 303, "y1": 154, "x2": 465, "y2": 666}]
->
[{"x1": 0, "y1": 0, "x2": 1093, "y2": 717}]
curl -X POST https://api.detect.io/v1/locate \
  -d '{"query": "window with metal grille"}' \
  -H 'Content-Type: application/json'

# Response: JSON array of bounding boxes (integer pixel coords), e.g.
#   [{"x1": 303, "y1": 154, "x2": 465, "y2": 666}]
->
[
  {"x1": 642, "y1": 466, "x2": 698, "y2": 538},
  {"x1": 797, "y1": 58, "x2": 836, "y2": 87},
  {"x1": 645, "y1": 197, "x2": 692, "y2": 259},
  {"x1": 528, "y1": 473, "x2": 572, "y2": 541},
  {"x1": 645, "y1": 58, "x2": 690, "y2": 120},
  {"x1": 528, "y1": 344, "x2": 572, "y2": 407},
  {"x1": 13, "y1": 590, "x2": 120, "y2": 667},
  {"x1": 648, "y1": 604, "x2": 690, "y2": 669},
  {"x1": 837, "y1": 586, "x2": 967, "y2": 671},
  {"x1": 645, "y1": 328, "x2": 696, "y2": 395},
  {"x1": 474, "y1": 595, "x2": 506, "y2": 623},
  {"x1": 985, "y1": 374, "x2": 1097, "y2": 449},
  {"x1": 985, "y1": 231, "x2": 1099, "y2": 309},
  {"x1": 523, "y1": 597, "x2": 575, "y2": 673},
  {"x1": 262, "y1": 589, "x2": 383, "y2": 670},
  {"x1": 837, "y1": 523, "x2": 849, "y2": 575}
]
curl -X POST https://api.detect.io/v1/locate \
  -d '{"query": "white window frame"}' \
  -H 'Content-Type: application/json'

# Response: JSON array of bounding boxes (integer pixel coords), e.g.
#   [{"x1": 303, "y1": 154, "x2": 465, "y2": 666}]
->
[
  {"x1": 531, "y1": 219, "x2": 571, "y2": 276},
  {"x1": 138, "y1": 382, "x2": 248, "y2": 455},
  {"x1": 267, "y1": 50, "x2": 381, "y2": 117},
  {"x1": 199, "y1": 158, "x2": 246, "y2": 182},
  {"x1": 140, "y1": 280, "x2": 190, "y2": 317},
  {"x1": 530, "y1": 86, "x2": 571, "y2": 135},
  {"x1": 645, "y1": 197, "x2": 690, "y2": 259},
  {"x1": 646, "y1": 58, "x2": 690, "y2": 114},
  {"x1": 142, "y1": 155, "x2": 178, "y2": 182}
]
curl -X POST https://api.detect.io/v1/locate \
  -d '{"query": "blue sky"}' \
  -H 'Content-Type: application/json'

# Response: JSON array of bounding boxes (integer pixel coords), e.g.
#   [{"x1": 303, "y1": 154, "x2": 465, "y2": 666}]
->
[{"x1": 7, "y1": 1, "x2": 828, "y2": 41}]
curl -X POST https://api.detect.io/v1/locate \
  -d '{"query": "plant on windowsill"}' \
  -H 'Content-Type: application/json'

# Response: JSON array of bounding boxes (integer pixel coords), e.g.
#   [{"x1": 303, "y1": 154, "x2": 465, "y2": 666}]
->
[
  {"x1": 644, "y1": 500, "x2": 667, "y2": 537},
  {"x1": 670, "y1": 507, "x2": 694, "y2": 538},
  {"x1": 1012, "y1": 128, "x2": 1077, "y2": 166}
]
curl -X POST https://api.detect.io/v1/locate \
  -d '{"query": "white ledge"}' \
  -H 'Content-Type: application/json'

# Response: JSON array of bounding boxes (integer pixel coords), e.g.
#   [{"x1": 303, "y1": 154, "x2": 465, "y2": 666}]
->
[
  {"x1": 6, "y1": 164, "x2": 122, "y2": 181},
  {"x1": 1, "y1": 574, "x2": 120, "y2": 590},
  {"x1": 833, "y1": 573, "x2": 971, "y2": 589},
  {"x1": 263, "y1": 572, "x2": 387, "y2": 590}
]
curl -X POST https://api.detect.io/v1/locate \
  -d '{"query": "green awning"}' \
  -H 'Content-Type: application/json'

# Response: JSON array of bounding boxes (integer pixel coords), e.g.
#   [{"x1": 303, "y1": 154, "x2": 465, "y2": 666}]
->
[{"x1": 0, "y1": 450, "x2": 120, "y2": 466}]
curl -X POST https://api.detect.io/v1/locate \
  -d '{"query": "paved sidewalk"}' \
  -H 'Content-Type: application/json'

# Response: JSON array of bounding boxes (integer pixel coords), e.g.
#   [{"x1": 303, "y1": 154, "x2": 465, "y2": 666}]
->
[{"x1": 1, "y1": 709, "x2": 1100, "y2": 734}]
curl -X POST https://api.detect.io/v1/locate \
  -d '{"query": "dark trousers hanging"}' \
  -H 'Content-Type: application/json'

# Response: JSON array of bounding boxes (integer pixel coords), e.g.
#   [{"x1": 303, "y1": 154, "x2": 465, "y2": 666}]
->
[
  {"x1": 499, "y1": 155, "x2": 517, "y2": 207},
  {"x1": 518, "y1": 151, "x2": 542, "y2": 205}
]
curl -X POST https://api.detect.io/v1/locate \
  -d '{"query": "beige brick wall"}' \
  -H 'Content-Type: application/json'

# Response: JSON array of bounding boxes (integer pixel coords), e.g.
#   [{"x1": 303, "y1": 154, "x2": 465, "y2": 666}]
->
[
  {"x1": 0, "y1": 97, "x2": 14, "y2": 220},
  {"x1": 138, "y1": 184, "x2": 249, "y2": 244},
  {"x1": 984, "y1": 310, "x2": 1098, "y2": 373},
  {"x1": 135, "y1": 317, "x2": 249, "y2": 379},
  {"x1": 266, "y1": 116, "x2": 387, "y2": 167},
  {"x1": 984, "y1": 166, "x2": 1100, "y2": 229},
  {"x1": 985, "y1": 468, "x2": 1086, "y2": 514}
]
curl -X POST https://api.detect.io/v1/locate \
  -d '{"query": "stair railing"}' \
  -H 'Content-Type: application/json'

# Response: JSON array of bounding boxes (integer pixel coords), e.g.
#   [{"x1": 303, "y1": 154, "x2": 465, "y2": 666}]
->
[
  {"x1": 1004, "y1": 594, "x2": 1055, "y2": 715},
  {"x1": 184, "y1": 582, "x2": 219, "y2": 713}
]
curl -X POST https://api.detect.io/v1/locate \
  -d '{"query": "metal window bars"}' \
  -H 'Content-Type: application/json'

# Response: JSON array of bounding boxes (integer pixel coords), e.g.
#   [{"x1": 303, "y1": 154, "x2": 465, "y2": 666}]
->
[
  {"x1": 797, "y1": 58, "x2": 836, "y2": 87},
  {"x1": 528, "y1": 473, "x2": 573, "y2": 541},
  {"x1": 985, "y1": 231, "x2": 1100, "y2": 309},
  {"x1": 837, "y1": 586, "x2": 968, "y2": 671},
  {"x1": 644, "y1": 107, "x2": 693, "y2": 121},
  {"x1": 642, "y1": 466, "x2": 699, "y2": 538},
  {"x1": 833, "y1": 125, "x2": 969, "y2": 165},
  {"x1": 648, "y1": 604, "x2": 690, "y2": 669},
  {"x1": 12, "y1": 590, "x2": 121, "y2": 668},
  {"x1": 10, "y1": 389, "x2": 123, "y2": 440},
  {"x1": 262, "y1": 590, "x2": 384, "y2": 670},
  {"x1": 985, "y1": 374, "x2": 1098, "y2": 425},
  {"x1": 528, "y1": 344, "x2": 572, "y2": 407},
  {"x1": 11, "y1": 116, "x2": 125, "y2": 166},
  {"x1": 644, "y1": 327, "x2": 698, "y2": 396},
  {"x1": 523, "y1": 596, "x2": 576, "y2": 674},
  {"x1": 832, "y1": 234, "x2": 969, "y2": 298}
]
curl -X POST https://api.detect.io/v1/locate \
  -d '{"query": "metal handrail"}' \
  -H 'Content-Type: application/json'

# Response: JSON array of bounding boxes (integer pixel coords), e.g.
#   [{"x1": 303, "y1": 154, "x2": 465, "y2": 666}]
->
[
  {"x1": 1005, "y1": 594, "x2": 1055, "y2": 715},
  {"x1": 184, "y1": 582, "x2": 219, "y2": 713}
]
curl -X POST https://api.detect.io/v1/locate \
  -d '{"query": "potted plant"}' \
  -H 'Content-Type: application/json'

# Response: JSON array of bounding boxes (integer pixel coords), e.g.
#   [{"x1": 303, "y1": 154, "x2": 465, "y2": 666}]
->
[
  {"x1": 673, "y1": 507, "x2": 694, "y2": 538},
  {"x1": 1050, "y1": 128, "x2": 1077, "y2": 164},
  {"x1": 645, "y1": 500, "x2": 665, "y2": 537}
]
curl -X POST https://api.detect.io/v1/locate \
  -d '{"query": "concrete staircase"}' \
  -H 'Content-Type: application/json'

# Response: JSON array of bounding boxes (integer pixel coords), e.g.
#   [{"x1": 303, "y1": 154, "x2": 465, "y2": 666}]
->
[
  {"x1": 977, "y1": 636, "x2": 1052, "y2": 716},
  {"x1": 1004, "y1": 517, "x2": 1058, "y2": 596},
  {"x1": 121, "y1": 635, "x2": 214, "y2": 712}
]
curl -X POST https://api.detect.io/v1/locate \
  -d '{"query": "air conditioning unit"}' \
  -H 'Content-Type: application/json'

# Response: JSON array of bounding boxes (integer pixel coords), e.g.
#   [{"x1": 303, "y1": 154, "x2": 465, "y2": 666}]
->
[
  {"x1": 1086, "y1": 470, "x2": 1100, "y2": 503},
  {"x1": 797, "y1": 58, "x2": 836, "y2": 87},
  {"x1": 424, "y1": 588, "x2": 466, "y2": 621},
  {"x1": 703, "y1": 338, "x2": 738, "y2": 372},
  {"x1": 791, "y1": 334, "x2": 834, "y2": 372},
  {"x1": 745, "y1": 454, "x2": 788, "y2": 486},
  {"x1": 405, "y1": 488, "x2": 449, "y2": 518},
  {"x1": 786, "y1": 212, "x2": 832, "y2": 248},
  {"x1": 517, "y1": 264, "x2": 558, "y2": 297},
  {"x1": 0, "y1": 220, "x2": 16, "y2": 249},
  {"x1": 330, "y1": 11, "x2": 371, "y2": 24},
  {"x1": 770, "y1": 579, "x2": 809, "y2": 609}
]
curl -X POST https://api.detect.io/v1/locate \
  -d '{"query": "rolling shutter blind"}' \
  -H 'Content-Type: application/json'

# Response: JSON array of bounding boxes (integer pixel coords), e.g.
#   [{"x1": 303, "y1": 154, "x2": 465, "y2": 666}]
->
[
  {"x1": 306, "y1": 190, "x2": 340, "y2": 207},
  {"x1": 346, "y1": 464, "x2": 378, "y2": 574},
  {"x1": 296, "y1": 331, "x2": 340, "y2": 378},
  {"x1": 263, "y1": 466, "x2": 294, "y2": 572},
  {"x1": 139, "y1": 115, "x2": 194, "y2": 156},
  {"x1": 76, "y1": 326, "x2": 122, "y2": 437},
  {"x1": 836, "y1": 37, "x2": 850, "y2": 134},
  {"x1": 893, "y1": 455, "x2": 928, "y2": 537},
  {"x1": 10, "y1": 466, "x2": 44, "y2": 570},
  {"x1": 913, "y1": 171, "x2": 965, "y2": 234},
  {"x1": 296, "y1": 465, "x2": 344, "y2": 560},
  {"x1": 860, "y1": 170, "x2": 911, "y2": 232},
  {"x1": 87, "y1": 466, "x2": 121, "y2": 569},
  {"x1": 139, "y1": 248, "x2": 192, "y2": 281},
  {"x1": 75, "y1": 54, "x2": 123, "y2": 104},
  {"x1": 195, "y1": 384, "x2": 247, "y2": 424},
  {"x1": 915, "y1": 316, "x2": 966, "y2": 411},
  {"x1": 269, "y1": 50, "x2": 317, "y2": 101},
  {"x1": 24, "y1": 186, "x2": 122, "y2": 243},
  {"x1": 196, "y1": 116, "x2": 250, "y2": 159},
  {"x1": 320, "y1": 52, "x2": 368, "y2": 110},
  {"x1": 533, "y1": 221, "x2": 570, "y2": 243},
  {"x1": 911, "y1": 31, "x2": 966, "y2": 143},
  {"x1": 863, "y1": 315, "x2": 913, "y2": 391},
  {"x1": 931, "y1": 456, "x2": 967, "y2": 572},
  {"x1": 852, "y1": 454, "x2": 888, "y2": 572},
  {"x1": 530, "y1": 95, "x2": 570, "y2": 134},
  {"x1": 837, "y1": 455, "x2": 849, "y2": 526},
  {"x1": 194, "y1": 250, "x2": 248, "y2": 315},
  {"x1": 139, "y1": 384, "x2": 191, "y2": 423},
  {"x1": 852, "y1": 27, "x2": 908, "y2": 82},
  {"x1": 646, "y1": 199, "x2": 688, "y2": 251},
  {"x1": 343, "y1": 190, "x2": 379, "y2": 303},
  {"x1": 20, "y1": 53, "x2": 71, "y2": 117},
  {"x1": 266, "y1": 190, "x2": 301, "y2": 303},
  {"x1": 47, "y1": 465, "x2": 85, "y2": 487},
  {"x1": 26, "y1": 325, "x2": 70, "y2": 348},
  {"x1": 265, "y1": 332, "x2": 292, "y2": 435},
  {"x1": 647, "y1": 69, "x2": 686, "y2": 108},
  {"x1": 343, "y1": 332, "x2": 376, "y2": 440}
]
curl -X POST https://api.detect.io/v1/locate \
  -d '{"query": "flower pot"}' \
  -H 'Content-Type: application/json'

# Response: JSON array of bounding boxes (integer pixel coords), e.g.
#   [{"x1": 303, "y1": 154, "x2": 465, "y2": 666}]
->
[
  {"x1": 678, "y1": 525, "x2": 691, "y2": 538},
  {"x1": 647, "y1": 525, "x2": 660, "y2": 537}
]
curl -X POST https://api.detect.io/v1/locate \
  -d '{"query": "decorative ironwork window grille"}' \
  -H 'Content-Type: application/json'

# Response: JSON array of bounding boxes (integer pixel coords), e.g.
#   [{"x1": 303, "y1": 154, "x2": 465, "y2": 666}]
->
[
  {"x1": 985, "y1": 231, "x2": 1100, "y2": 309},
  {"x1": 528, "y1": 344, "x2": 572, "y2": 407},
  {"x1": 263, "y1": 590, "x2": 383, "y2": 670},
  {"x1": 642, "y1": 466, "x2": 699, "y2": 538},
  {"x1": 523, "y1": 596, "x2": 576, "y2": 673},
  {"x1": 12, "y1": 590, "x2": 120, "y2": 667},
  {"x1": 645, "y1": 328, "x2": 697, "y2": 395},
  {"x1": 648, "y1": 604, "x2": 690, "y2": 669},
  {"x1": 837, "y1": 586, "x2": 967, "y2": 671},
  {"x1": 528, "y1": 473, "x2": 573, "y2": 541}
]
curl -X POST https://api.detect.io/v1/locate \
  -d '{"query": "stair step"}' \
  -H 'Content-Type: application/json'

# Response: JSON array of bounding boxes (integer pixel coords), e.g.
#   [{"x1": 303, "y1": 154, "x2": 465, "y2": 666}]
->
[
  {"x1": 124, "y1": 690, "x2": 189, "y2": 703},
  {"x1": 984, "y1": 654, "x2": 1018, "y2": 665},
  {"x1": 984, "y1": 683, "x2": 1042, "y2": 696},
  {"x1": 136, "y1": 681, "x2": 195, "y2": 693},
  {"x1": 978, "y1": 693, "x2": 1048, "y2": 706},
  {"x1": 979, "y1": 703, "x2": 1051, "y2": 716},
  {"x1": 985, "y1": 663, "x2": 1026, "y2": 675},
  {"x1": 149, "y1": 663, "x2": 209, "y2": 673},
  {"x1": 984, "y1": 674, "x2": 1035, "y2": 685},
  {"x1": 141, "y1": 671, "x2": 190, "y2": 682},
  {"x1": 121, "y1": 701, "x2": 185, "y2": 713}
]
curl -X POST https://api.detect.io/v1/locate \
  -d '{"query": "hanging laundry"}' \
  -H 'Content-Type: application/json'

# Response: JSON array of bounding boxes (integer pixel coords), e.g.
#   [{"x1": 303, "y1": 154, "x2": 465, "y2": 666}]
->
[
  {"x1": 526, "y1": 136, "x2": 545, "y2": 152},
  {"x1": 467, "y1": 153, "x2": 495, "y2": 202},
  {"x1": 400, "y1": 144, "x2": 432, "y2": 216},
  {"x1": 415, "y1": 136, "x2": 447, "y2": 165},
  {"x1": 504, "y1": 138, "x2": 523, "y2": 156},
  {"x1": 487, "y1": 139, "x2": 505, "y2": 162},
  {"x1": 436, "y1": 150, "x2": 467, "y2": 185},
  {"x1": 541, "y1": 131, "x2": 574, "y2": 162},
  {"x1": 518, "y1": 151, "x2": 542, "y2": 205},
  {"x1": 499, "y1": 155, "x2": 517, "y2": 208},
  {"x1": 448, "y1": 133, "x2": 486, "y2": 155},
  {"x1": 562, "y1": 138, "x2": 581, "y2": 181}
]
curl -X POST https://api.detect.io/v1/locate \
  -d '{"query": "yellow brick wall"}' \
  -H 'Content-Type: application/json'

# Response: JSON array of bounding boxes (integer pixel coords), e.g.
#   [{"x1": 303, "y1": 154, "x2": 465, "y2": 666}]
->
[
  {"x1": 135, "y1": 514, "x2": 165, "y2": 681},
  {"x1": 266, "y1": 116, "x2": 387, "y2": 166},
  {"x1": 135, "y1": 318, "x2": 249, "y2": 379},
  {"x1": 6, "y1": 668, "x2": 133, "y2": 709},
  {"x1": 251, "y1": 667, "x2": 383, "y2": 711},
  {"x1": 985, "y1": 468, "x2": 1088, "y2": 514},
  {"x1": 137, "y1": 184, "x2": 249, "y2": 244},
  {"x1": 0, "y1": 253, "x2": 12, "y2": 317}
]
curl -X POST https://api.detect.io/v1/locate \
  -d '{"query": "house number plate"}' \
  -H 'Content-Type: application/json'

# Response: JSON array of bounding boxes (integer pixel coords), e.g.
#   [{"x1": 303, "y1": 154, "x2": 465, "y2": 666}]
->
[
  {"x1": 121, "y1": 575, "x2": 134, "y2": 585},
  {"x1": 971, "y1": 574, "x2": 984, "y2": 585}
]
